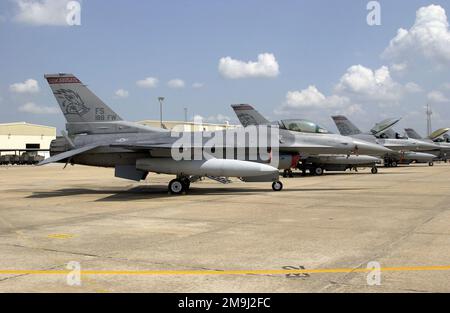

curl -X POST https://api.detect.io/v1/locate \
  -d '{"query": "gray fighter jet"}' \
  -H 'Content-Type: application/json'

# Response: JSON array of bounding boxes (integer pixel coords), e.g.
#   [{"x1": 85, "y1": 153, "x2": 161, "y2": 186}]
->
[
  {"x1": 332, "y1": 116, "x2": 439, "y2": 167},
  {"x1": 232, "y1": 104, "x2": 390, "y2": 176},
  {"x1": 404, "y1": 128, "x2": 450, "y2": 161},
  {"x1": 39, "y1": 74, "x2": 388, "y2": 193}
]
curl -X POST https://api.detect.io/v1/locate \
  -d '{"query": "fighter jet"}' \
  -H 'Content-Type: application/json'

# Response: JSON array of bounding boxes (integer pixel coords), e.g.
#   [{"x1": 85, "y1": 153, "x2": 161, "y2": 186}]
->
[
  {"x1": 332, "y1": 116, "x2": 439, "y2": 167},
  {"x1": 232, "y1": 104, "x2": 390, "y2": 176},
  {"x1": 404, "y1": 128, "x2": 450, "y2": 161},
  {"x1": 39, "y1": 74, "x2": 388, "y2": 193}
]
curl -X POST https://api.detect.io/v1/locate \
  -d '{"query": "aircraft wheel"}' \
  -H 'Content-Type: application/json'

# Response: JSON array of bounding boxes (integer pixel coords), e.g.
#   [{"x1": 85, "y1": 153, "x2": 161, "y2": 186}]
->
[
  {"x1": 272, "y1": 181, "x2": 283, "y2": 191},
  {"x1": 314, "y1": 167, "x2": 324, "y2": 176},
  {"x1": 169, "y1": 179, "x2": 185, "y2": 195},
  {"x1": 429, "y1": 162, "x2": 434, "y2": 167},
  {"x1": 391, "y1": 161, "x2": 398, "y2": 167},
  {"x1": 371, "y1": 167, "x2": 378, "y2": 174},
  {"x1": 282, "y1": 170, "x2": 289, "y2": 178}
]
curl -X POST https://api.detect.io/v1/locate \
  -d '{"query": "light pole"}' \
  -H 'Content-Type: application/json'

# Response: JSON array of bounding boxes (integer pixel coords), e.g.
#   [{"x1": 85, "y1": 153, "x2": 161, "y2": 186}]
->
[{"x1": 158, "y1": 97, "x2": 165, "y2": 128}]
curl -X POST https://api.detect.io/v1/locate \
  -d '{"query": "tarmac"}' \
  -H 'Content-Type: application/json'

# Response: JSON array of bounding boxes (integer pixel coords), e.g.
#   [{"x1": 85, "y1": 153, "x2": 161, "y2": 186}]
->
[{"x1": 0, "y1": 163, "x2": 449, "y2": 293}]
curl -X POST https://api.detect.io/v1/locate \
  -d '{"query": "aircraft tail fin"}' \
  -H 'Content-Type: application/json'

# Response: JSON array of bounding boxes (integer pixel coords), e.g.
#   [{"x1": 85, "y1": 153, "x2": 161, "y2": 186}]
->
[
  {"x1": 231, "y1": 104, "x2": 270, "y2": 127},
  {"x1": 44, "y1": 73, "x2": 122, "y2": 123},
  {"x1": 405, "y1": 128, "x2": 423, "y2": 140},
  {"x1": 331, "y1": 115, "x2": 362, "y2": 135}
]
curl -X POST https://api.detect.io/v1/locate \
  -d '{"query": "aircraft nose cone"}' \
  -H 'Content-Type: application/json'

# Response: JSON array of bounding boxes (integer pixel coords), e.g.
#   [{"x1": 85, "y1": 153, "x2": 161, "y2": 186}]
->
[{"x1": 352, "y1": 139, "x2": 392, "y2": 156}]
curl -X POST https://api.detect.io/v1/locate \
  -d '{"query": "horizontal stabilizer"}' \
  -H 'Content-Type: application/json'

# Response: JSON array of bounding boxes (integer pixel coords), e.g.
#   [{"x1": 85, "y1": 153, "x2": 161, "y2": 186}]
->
[{"x1": 38, "y1": 144, "x2": 101, "y2": 166}]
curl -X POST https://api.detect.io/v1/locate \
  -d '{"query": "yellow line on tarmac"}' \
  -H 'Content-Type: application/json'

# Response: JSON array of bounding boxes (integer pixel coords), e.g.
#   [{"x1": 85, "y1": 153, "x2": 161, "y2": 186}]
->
[{"x1": 0, "y1": 265, "x2": 450, "y2": 276}]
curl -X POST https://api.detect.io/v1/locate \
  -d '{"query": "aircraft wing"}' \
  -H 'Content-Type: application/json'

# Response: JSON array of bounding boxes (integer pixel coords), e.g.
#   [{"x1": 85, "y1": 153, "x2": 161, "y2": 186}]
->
[
  {"x1": 38, "y1": 144, "x2": 102, "y2": 165},
  {"x1": 110, "y1": 142, "x2": 173, "y2": 150}
]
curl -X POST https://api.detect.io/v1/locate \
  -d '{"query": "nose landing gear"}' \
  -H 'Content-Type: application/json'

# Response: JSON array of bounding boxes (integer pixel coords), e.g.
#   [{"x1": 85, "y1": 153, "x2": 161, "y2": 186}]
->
[{"x1": 272, "y1": 181, "x2": 283, "y2": 191}]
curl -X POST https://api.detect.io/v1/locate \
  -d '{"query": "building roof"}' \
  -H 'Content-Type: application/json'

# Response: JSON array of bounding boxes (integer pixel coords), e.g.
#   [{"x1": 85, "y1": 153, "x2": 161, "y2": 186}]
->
[{"x1": 0, "y1": 122, "x2": 56, "y2": 136}]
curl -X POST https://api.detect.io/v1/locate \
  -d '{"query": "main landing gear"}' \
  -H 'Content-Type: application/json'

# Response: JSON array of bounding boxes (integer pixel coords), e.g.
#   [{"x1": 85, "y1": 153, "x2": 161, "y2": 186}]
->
[
  {"x1": 272, "y1": 181, "x2": 283, "y2": 191},
  {"x1": 168, "y1": 177, "x2": 284, "y2": 194},
  {"x1": 371, "y1": 167, "x2": 378, "y2": 174},
  {"x1": 313, "y1": 166, "x2": 324, "y2": 176},
  {"x1": 168, "y1": 177, "x2": 191, "y2": 195},
  {"x1": 282, "y1": 169, "x2": 294, "y2": 178},
  {"x1": 384, "y1": 160, "x2": 398, "y2": 168}
]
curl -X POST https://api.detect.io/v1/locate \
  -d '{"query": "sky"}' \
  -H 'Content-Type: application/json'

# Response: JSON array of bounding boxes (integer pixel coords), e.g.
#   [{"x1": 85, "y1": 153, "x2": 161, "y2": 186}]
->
[{"x1": 0, "y1": 0, "x2": 449, "y2": 134}]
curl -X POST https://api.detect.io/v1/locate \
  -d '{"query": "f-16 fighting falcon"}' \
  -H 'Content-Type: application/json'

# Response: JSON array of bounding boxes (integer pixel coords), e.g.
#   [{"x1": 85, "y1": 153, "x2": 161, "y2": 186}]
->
[
  {"x1": 39, "y1": 74, "x2": 390, "y2": 194},
  {"x1": 231, "y1": 104, "x2": 391, "y2": 176},
  {"x1": 332, "y1": 116, "x2": 439, "y2": 167},
  {"x1": 404, "y1": 128, "x2": 450, "y2": 161}
]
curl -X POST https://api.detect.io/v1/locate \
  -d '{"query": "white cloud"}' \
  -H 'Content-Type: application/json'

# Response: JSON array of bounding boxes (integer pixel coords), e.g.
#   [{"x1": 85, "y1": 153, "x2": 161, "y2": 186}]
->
[
  {"x1": 334, "y1": 65, "x2": 403, "y2": 101},
  {"x1": 136, "y1": 77, "x2": 158, "y2": 88},
  {"x1": 115, "y1": 89, "x2": 129, "y2": 98},
  {"x1": 18, "y1": 102, "x2": 59, "y2": 114},
  {"x1": 284, "y1": 85, "x2": 350, "y2": 109},
  {"x1": 391, "y1": 62, "x2": 407, "y2": 73},
  {"x1": 192, "y1": 82, "x2": 204, "y2": 89},
  {"x1": 218, "y1": 53, "x2": 280, "y2": 79},
  {"x1": 10, "y1": 79, "x2": 40, "y2": 93},
  {"x1": 192, "y1": 114, "x2": 231, "y2": 124},
  {"x1": 192, "y1": 115, "x2": 205, "y2": 125},
  {"x1": 339, "y1": 103, "x2": 364, "y2": 116},
  {"x1": 382, "y1": 5, "x2": 450, "y2": 66},
  {"x1": 206, "y1": 114, "x2": 231, "y2": 124},
  {"x1": 13, "y1": 0, "x2": 72, "y2": 26},
  {"x1": 427, "y1": 90, "x2": 449, "y2": 103},
  {"x1": 167, "y1": 79, "x2": 185, "y2": 89},
  {"x1": 405, "y1": 82, "x2": 422, "y2": 93}
]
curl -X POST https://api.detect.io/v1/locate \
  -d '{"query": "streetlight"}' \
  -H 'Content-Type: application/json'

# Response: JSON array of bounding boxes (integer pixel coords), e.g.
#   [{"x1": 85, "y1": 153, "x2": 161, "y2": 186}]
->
[{"x1": 158, "y1": 97, "x2": 165, "y2": 128}]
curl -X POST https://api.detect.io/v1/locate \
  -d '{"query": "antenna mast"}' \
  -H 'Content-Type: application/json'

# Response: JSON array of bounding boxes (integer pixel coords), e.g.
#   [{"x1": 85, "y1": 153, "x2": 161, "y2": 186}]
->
[{"x1": 426, "y1": 103, "x2": 432, "y2": 137}]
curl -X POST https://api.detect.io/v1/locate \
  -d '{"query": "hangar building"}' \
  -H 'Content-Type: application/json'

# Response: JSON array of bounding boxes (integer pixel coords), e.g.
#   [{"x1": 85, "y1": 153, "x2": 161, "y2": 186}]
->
[{"x1": 0, "y1": 122, "x2": 57, "y2": 158}]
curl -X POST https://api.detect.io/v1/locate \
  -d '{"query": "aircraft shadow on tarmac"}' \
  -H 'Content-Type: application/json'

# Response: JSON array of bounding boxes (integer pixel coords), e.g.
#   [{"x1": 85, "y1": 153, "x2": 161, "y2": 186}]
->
[
  {"x1": 27, "y1": 185, "x2": 376, "y2": 202},
  {"x1": 292, "y1": 170, "x2": 422, "y2": 176}
]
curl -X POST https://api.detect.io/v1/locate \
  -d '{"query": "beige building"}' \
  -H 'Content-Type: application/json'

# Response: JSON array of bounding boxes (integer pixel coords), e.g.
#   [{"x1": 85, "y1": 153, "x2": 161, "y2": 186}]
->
[
  {"x1": 0, "y1": 122, "x2": 57, "y2": 157},
  {"x1": 138, "y1": 120, "x2": 238, "y2": 132}
]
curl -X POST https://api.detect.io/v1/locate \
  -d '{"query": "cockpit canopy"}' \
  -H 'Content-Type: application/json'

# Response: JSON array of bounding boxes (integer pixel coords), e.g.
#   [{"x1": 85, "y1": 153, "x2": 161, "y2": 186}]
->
[{"x1": 278, "y1": 119, "x2": 330, "y2": 134}]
